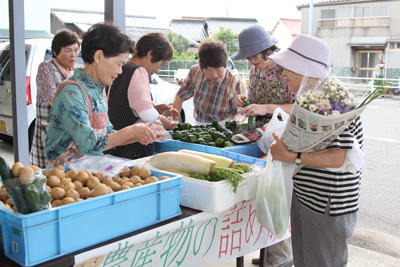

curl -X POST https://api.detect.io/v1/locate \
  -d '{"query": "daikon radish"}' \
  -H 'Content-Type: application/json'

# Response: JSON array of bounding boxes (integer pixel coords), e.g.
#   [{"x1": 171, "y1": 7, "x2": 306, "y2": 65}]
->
[
  {"x1": 149, "y1": 152, "x2": 216, "y2": 176},
  {"x1": 160, "y1": 168, "x2": 191, "y2": 177},
  {"x1": 178, "y1": 149, "x2": 235, "y2": 168}
]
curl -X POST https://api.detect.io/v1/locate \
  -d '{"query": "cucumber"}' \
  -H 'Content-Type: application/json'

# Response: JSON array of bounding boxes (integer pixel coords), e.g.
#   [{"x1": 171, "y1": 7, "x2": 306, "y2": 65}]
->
[{"x1": 0, "y1": 156, "x2": 13, "y2": 182}]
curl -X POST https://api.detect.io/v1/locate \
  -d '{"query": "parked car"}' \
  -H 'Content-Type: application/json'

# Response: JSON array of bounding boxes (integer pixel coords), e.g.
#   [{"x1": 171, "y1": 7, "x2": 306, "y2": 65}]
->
[{"x1": 0, "y1": 38, "x2": 186, "y2": 148}]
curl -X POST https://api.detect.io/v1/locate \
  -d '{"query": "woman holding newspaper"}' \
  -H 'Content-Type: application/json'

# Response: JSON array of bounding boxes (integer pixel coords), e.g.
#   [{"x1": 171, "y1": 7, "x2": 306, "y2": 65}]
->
[{"x1": 269, "y1": 34, "x2": 364, "y2": 267}]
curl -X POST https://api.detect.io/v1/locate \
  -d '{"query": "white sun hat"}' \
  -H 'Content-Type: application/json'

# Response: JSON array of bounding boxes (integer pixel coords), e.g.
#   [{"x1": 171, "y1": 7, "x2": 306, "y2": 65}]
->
[{"x1": 269, "y1": 34, "x2": 331, "y2": 78}]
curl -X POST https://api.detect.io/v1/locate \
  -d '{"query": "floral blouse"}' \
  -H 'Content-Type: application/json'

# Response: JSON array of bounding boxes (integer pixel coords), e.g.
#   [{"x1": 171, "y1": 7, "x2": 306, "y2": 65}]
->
[{"x1": 45, "y1": 68, "x2": 115, "y2": 161}]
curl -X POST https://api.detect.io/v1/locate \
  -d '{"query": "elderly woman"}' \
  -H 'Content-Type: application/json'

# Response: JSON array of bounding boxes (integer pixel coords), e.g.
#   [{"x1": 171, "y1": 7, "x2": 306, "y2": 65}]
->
[
  {"x1": 231, "y1": 25, "x2": 297, "y2": 129},
  {"x1": 29, "y1": 29, "x2": 81, "y2": 168},
  {"x1": 230, "y1": 25, "x2": 293, "y2": 267},
  {"x1": 45, "y1": 23, "x2": 157, "y2": 167},
  {"x1": 172, "y1": 37, "x2": 246, "y2": 128},
  {"x1": 106, "y1": 32, "x2": 178, "y2": 159},
  {"x1": 269, "y1": 34, "x2": 364, "y2": 267}
]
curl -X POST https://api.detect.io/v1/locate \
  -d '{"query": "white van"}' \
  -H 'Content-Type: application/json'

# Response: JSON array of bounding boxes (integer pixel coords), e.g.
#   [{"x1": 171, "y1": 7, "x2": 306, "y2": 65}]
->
[{"x1": 0, "y1": 38, "x2": 186, "y2": 148}]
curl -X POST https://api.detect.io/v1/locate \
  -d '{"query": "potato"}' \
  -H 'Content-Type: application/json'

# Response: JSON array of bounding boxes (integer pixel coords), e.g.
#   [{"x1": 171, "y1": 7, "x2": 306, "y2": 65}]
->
[
  {"x1": 0, "y1": 201, "x2": 4, "y2": 205},
  {"x1": 113, "y1": 177, "x2": 122, "y2": 184},
  {"x1": 102, "y1": 177, "x2": 114, "y2": 186},
  {"x1": 60, "y1": 182, "x2": 75, "y2": 191},
  {"x1": 121, "y1": 184, "x2": 131, "y2": 190},
  {"x1": 138, "y1": 167, "x2": 151, "y2": 179},
  {"x1": 75, "y1": 171, "x2": 89, "y2": 186},
  {"x1": 65, "y1": 170, "x2": 78, "y2": 180},
  {"x1": 78, "y1": 187, "x2": 91, "y2": 199},
  {"x1": 120, "y1": 167, "x2": 131, "y2": 177},
  {"x1": 61, "y1": 197, "x2": 75, "y2": 205},
  {"x1": 90, "y1": 189, "x2": 95, "y2": 197},
  {"x1": 47, "y1": 175, "x2": 60, "y2": 188},
  {"x1": 75, "y1": 198, "x2": 84, "y2": 202},
  {"x1": 60, "y1": 178, "x2": 72, "y2": 184},
  {"x1": 93, "y1": 184, "x2": 109, "y2": 197},
  {"x1": 107, "y1": 186, "x2": 114, "y2": 194},
  {"x1": 130, "y1": 175, "x2": 142, "y2": 184},
  {"x1": 133, "y1": 183, "x2": 142, "y2": 187},
  {"x1": 5, "y1": 198, "x2": 13, "y2": 207},
  {"x1": 87, "y1": 177, "x2": 101, "y2": 190},
  {"x1": 159, "y1": 176, "x2": 170, "y2": 181},
  {"x1": 4, "y1": 204, "x2": 11, "y2": 209},
  {"x1": 144, "y1": 176, "x2": 159, "y2": 184},
  {"x1": 109, "y1": 182, "x2": 121, "y2": 192},
  {"x1": 11, "y1": 162, "x2": 24, "y2": 177},
  {"x1": 84, "y1": 170, "x2": 93, "y2": 178},
  {"x1": 73, "y1": 181, "x2": 83, "y2": 191},
  {"x1": 119, "y1": 177, "x2": 130, "y2": 185},
  {"x1": 12, "y1": 206, "x2": 18, "y2": 212},
  {"x1": 19, "y1": 166, "x2": 35, "y2": 184},
  {"x1": 124, "y1": 182, "x2": 134, "y2": 188},
  {"x1": 130, "y1": 165, "x2": 142, "y2": 176},
  {"x1": 65, "y1": 189, "x2": 80, "y2": 200},
  {"x1": 51, "y1": 187, "x2": 65, "y2": 200},
  {"x1": 0, "y1": 188, "x2": 9, "y2": 201},
  {"x1": 54, "y1": 164, "x2": 65, "y2": 171},
  {"x1": 43, "y1": 169, "x2": 53, "y2": 178},
  {"x1": 95, "y1": 171, "x2": 106, "y2": 182},
  {"x1": 51, "y1": 199, "x2": 62, "y2": 207},
  {"x1": 47, "y1": 185, "x2": 52, "y2": 194},
  {"x1": 52, "y1": 168, "x2": 65, "y2": 179},
  {"x1": 29, "y1": 165, "x2": 41, "y2": 172}
]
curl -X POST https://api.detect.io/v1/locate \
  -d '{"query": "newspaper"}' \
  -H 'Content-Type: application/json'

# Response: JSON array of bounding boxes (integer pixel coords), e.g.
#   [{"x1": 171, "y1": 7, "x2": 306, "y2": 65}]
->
[
  {"x1": 231, "y1": 126, "x2": 267, "y2": 144},
  {"x1": 281, "y1": 102, "x2": 366, "y2": 153}
]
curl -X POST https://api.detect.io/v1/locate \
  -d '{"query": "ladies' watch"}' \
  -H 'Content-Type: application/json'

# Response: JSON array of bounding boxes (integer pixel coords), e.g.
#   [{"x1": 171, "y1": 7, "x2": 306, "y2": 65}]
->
[{"x1": 295, "y1": 152, "x2": 302, "y2": 165}]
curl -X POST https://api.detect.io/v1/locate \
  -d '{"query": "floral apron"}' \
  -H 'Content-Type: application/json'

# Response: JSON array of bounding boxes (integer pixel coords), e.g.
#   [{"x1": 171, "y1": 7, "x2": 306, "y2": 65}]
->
[
  {"x1": 46, "y1": 80, "x2": 108, "y2": 167},
  {"x1": 249, "y1": 68, "x2": 288, "y2": 128}
]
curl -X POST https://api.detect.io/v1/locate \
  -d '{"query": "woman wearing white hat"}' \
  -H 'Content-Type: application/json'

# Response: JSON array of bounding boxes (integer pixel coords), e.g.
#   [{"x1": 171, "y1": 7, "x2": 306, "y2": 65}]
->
[
  {"x1": 232, "y1": 25, "x2": 293, "y2": 267},
  {"x1": 231, "y1": 25, "x2": 297, "y2": 129},
  {"x1": 269, "y1": 34, "x2": 364, "y2": 267}
]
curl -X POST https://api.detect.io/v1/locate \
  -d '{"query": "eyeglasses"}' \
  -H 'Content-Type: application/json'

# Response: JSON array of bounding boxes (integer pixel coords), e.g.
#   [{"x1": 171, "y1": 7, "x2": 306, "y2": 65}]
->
[{"x1": 246, "y1": 53, "x2": 261, "y2": 61}]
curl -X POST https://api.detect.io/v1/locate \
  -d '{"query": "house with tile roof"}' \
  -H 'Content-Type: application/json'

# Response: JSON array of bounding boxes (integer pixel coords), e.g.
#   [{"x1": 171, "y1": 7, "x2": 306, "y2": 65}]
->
[
  {"x1": 50, "y1": 8, "x2": 174, "y2": 43},
  {"x1": 297, "y1": 0, "x2": 400, "y2": 79},
  {"x1": 170, "y1": 17, "x2": 260, "y2": 43},
  {"x1": 270, "y1": 18, "x2": 301, "y2": 51}
]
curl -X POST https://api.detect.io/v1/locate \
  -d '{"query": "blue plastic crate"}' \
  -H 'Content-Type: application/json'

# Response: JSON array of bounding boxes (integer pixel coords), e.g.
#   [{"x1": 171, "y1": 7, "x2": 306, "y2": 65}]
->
[
  {"x1": 222, "y1": 143, "x2": 266, "y2": 167},
  {"x1": 0, "y1": 168, "x2": 181, "y2": 266},
  {"x1": 154, "y1": 140, "x2": 225, "y2": 155}
]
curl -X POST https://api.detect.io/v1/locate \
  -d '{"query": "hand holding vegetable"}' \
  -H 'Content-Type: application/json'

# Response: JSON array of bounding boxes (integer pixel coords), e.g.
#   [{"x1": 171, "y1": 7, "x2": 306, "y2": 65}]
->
[{"x1": 234, "y1": 95, "x2": 248, "y2": 108}]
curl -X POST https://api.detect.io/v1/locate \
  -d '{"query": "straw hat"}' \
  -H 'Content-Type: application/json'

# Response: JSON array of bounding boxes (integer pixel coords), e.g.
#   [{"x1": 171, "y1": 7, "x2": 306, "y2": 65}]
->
[
  {"x1": 230, "y1": 25, "x2": 278, "y2": 60},
  {"x1": 269, "y1": 34, "x2": 331, "y2": 78}
]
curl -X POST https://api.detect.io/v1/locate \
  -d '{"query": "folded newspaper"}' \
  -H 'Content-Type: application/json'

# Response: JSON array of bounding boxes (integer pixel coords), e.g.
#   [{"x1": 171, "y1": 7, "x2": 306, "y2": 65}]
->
[{"x1": 231, "y1": 125, "x2": 267, "y2": 144}]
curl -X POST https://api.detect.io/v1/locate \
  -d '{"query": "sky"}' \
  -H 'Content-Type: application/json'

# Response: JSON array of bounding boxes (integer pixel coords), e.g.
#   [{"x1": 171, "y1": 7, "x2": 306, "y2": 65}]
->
[{"x1": 49, "y1": 0, "x2": 308, "y2": 30}]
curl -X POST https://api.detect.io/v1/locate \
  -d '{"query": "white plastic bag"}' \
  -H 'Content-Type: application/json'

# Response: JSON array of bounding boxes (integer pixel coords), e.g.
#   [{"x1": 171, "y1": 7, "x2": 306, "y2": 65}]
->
[
  {"x1": 257, "y1": 107, "x2": 289, "y2": 154},
  {"x1": 256, "y1": 153, "x2": 295, "y2": 239}
]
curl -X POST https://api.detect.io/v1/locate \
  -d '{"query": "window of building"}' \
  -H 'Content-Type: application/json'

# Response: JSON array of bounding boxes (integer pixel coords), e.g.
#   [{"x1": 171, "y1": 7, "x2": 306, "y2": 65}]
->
[
  {"x1": 322, "y1": 9, "x2": 335, "y2": 19},
  {"x1": 356, "y1": 51, "x2": 383, "y2": 80},
  {"x1": 323, "y1": 5, "x2": 389, "y2": 19},
  {"x1": 337, "y1": 8, "x2": 351, "y2": 18},
  {"x1": 389, "y1": 43, "x2": 400, "y2": 50}
]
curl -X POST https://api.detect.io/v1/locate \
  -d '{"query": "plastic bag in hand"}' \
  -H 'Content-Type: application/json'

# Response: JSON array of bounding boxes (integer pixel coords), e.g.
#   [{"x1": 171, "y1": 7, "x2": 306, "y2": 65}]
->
[
  {"x1": 257, "y1": 107, "x2": 289, "y2": 154},
  {"x1": 149, "y1": 119, "x2": 172, "y2": 143}
]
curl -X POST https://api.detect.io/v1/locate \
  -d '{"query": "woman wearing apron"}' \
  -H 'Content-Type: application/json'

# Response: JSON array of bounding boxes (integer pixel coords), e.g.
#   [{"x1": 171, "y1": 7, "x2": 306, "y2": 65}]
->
[{"x1": 45, "y1": 22, "x2": 158, "y2": 167}]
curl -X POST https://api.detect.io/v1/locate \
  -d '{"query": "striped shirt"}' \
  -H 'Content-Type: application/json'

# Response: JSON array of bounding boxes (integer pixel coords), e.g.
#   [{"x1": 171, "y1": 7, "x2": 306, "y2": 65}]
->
[
  {"x1": 177, "y1": 64, "x2": 245, "y2": 123},
  {"x1": 293, "y1": 116, "x2": 364, "y2": 216}
]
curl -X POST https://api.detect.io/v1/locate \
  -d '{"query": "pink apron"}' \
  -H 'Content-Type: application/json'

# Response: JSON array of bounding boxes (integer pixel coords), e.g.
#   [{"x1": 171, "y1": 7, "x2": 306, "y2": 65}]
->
[{"x1": 46, "y1": 80, "x2": 108, "y2": 167}]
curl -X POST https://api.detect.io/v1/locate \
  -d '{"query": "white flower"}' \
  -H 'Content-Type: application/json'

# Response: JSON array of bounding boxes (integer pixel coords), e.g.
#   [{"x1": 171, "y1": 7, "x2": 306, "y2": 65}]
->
[
  {"x1": 330, "y1": 86, "x2": 337, "y2": 92},
  {"x1": 344, "y1": 99, "x2": 352, "y2": 105},
  {"x1": 325, "y1": 93, "x2": 330, "y2": 99},
  {"x1": 340, "y1": 91, "x2": 346, "y2": 97},
  {"x1": 324, "y1": 111, "x2": 328, "y2": 116},
  {"x1": 330, "y1": 110, "x2": 341, "y2": 117},
  {"x1": 303, "y1": 104, "x2": 308, "y2": 108},
  {"x1": 309, "y1": 104, "x2": 317, "y2": 112},
  {"x1": 348, "y1": 93, "x2": 354, "y2": 99}
]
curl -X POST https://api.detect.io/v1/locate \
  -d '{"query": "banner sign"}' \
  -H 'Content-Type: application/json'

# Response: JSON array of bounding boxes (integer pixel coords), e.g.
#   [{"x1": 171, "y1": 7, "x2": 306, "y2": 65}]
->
[{"x1": 74, "y1": 199, "x2": 291, "y2": 267}]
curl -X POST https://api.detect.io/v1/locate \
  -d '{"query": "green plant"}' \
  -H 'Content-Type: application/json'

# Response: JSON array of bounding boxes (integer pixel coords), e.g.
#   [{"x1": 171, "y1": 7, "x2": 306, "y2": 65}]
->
[{"x1": 213, "y1": 26, "x2": 238, "y2": 56}]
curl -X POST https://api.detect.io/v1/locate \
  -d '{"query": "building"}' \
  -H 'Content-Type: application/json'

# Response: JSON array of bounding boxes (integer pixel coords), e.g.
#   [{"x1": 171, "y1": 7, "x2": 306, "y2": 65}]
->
[
  {"x1": 170, "y1": 17, "x2": 260, "y2": 43},
  {"x1": 297, "y1": 0, "x2": 400, "y2": 79},
  {"x1": 51, "y1": 8, "x2": 172, "y2": 43},
  {"x1": 270, "y1": 18, "x2": 301, "y2": 51}
]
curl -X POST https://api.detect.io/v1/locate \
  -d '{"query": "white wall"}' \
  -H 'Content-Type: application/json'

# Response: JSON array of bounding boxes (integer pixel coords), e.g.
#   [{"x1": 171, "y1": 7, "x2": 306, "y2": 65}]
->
[
  {"x1": 271, "y1": 22, "x2": 295, "y2": 51},
  {"x1": 0, "y1": 0, "x2": 50, "y2": 31}
]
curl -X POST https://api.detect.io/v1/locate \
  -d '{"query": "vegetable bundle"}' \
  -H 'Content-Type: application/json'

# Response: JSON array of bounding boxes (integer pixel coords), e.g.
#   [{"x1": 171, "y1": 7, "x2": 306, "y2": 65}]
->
[{"x1": 149, "y1": 150, "x2": 251, "y2": 193}]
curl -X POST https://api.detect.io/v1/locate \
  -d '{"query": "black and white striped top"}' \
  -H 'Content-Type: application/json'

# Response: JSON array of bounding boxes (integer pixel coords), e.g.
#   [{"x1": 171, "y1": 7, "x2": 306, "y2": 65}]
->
[{"x1": 293, "y1": 116, "x2": 364, "y2": 216}]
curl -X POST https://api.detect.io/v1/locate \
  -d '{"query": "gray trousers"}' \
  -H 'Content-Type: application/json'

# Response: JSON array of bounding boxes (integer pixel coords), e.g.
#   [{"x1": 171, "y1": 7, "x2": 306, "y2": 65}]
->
[{"x1": 291, "y1": 193, "x2": 357, "y2": 267}]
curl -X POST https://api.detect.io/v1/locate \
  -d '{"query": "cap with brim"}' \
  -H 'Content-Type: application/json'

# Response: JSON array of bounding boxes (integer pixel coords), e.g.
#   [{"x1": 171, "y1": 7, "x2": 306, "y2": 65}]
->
[
  {"x1": 230, "y1": 25, "x2": 279, "y2": 60},
  {"x1": 269, "y1": 34, "x2": 331, "y2": 78}
]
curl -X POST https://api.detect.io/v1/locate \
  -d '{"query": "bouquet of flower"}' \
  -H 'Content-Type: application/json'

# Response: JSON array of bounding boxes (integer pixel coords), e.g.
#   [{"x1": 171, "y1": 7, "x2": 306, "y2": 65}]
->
[{"x1": 281, "y1": 72, "x2": 387, "y2": 153}]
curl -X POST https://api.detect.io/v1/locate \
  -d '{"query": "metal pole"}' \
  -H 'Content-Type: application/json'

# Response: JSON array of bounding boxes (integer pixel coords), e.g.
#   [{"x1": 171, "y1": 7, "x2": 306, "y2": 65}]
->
[
  {"x1": 9, "y1": 0, "x2": 29, "y2": 165},
  {"x1": 104, "y1": 0, "x2": 126, "y2": 32},
  {"x1": 309, "y1": 0, "x2": 314, "y2": 36}
]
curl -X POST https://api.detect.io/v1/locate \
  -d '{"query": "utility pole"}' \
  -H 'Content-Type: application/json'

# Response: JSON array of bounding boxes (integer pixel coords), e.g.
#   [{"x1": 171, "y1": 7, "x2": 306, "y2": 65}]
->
[{"x1": 309, "y1": 0, "x2": 314, "y2": 35}]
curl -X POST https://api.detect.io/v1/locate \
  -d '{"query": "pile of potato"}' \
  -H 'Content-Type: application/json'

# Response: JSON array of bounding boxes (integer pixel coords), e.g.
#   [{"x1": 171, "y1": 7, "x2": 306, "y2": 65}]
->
[{"x1": 0, "y1": 163, "x2": 170, "y2": 210}]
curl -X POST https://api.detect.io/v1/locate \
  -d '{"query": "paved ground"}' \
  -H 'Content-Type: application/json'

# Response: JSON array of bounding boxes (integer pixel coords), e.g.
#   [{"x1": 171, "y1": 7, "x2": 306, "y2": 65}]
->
[{"x1": 0, "y1": 96, "x2": 399, "y2": 266}]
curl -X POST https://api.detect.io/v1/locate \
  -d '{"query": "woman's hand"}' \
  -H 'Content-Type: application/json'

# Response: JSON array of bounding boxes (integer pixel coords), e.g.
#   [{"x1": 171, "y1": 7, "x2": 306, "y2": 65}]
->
[
  {"x1": 129, "y1": 123, "x2": 157, "y2": 145},
  {"x1": 269, "y1": 133, "x2": 296, "y2": 162},
  {"x1": 234, "y1": 95, "x2": 248, "y2": 108},
  {"x1": 154, "y1": 104, "x2": 171, "y2": 114}
]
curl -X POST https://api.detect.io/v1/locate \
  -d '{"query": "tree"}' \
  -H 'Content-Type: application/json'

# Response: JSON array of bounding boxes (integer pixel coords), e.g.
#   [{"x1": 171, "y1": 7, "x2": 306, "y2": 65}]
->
[
  {"x1": 213, "y1": 26, "x2": 238, "y2": 56},
  {"x1": 167, "y1": 32, "x2": 196, "y2": 60}
]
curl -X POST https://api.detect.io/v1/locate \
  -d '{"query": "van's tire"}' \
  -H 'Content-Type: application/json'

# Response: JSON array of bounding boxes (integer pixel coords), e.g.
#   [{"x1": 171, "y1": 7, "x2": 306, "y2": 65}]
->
[
  {"x1": 0, "y1": 133, "x2": 13, "y2": 144},
  {"x1": 28, "y1": 121, "x2": 35, "y2": 152}
]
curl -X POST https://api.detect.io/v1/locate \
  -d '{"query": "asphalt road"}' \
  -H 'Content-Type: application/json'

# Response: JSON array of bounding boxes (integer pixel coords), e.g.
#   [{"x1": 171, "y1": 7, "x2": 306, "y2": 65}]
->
[{"x1": 0, "y1": 96, "x2": 399, "y2": 262}]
